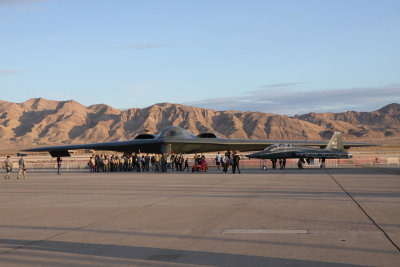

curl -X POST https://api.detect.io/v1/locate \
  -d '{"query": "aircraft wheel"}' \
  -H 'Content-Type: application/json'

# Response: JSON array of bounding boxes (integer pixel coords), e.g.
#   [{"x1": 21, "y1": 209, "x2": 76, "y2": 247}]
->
[{"x1": 297, "y1": 159, "x2": 304, "y2": 169}]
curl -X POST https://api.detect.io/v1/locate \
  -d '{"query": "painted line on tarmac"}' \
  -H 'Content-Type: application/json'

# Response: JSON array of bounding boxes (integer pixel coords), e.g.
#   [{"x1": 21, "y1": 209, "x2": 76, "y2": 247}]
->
[{"x1": 326, "y1": 170, "x2": 400, "y2": 252}]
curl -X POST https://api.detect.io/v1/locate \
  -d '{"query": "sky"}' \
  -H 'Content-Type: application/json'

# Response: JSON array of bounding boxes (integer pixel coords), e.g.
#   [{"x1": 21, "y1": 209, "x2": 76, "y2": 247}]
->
[{"x1": 1, "y1": 0, "x2": 399, "y2": 115}]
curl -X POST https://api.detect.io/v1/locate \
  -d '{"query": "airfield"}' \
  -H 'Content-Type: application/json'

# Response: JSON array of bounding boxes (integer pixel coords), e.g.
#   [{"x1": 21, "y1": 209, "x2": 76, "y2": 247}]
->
[{"x1": 0, "y1": 167, "x2": 399, "y2": 266}]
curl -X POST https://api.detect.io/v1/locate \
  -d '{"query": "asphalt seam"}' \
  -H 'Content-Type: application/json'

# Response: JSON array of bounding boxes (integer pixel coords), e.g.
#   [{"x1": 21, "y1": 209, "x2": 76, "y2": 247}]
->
[{"x1": 326, "y1": 170, "x2": 400, "y2": 252}]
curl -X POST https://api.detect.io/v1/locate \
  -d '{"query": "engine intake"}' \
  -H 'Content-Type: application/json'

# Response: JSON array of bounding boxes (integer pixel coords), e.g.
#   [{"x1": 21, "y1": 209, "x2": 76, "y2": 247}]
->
[
  {"x1": 196, "y1": 133, "x2": 219, "y2": 138},
  {"x1": 135, "y1": 134, "x2": 155, "y2": 139}
]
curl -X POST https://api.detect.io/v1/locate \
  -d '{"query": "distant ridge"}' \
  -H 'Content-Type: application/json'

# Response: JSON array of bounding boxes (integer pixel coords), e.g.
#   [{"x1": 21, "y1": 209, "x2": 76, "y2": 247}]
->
[{"x1": 0, "y1": 98, "x2": 399, "y2": 148}]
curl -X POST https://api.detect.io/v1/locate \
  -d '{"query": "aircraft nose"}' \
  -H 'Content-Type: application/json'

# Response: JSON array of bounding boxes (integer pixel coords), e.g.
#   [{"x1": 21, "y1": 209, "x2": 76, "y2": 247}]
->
[
  {"x1": 246, "y1": 152, "x2": 260, "y2": 158},
  {"x1": 348, "y1": 153, "x2": 353, "y2": 158}
]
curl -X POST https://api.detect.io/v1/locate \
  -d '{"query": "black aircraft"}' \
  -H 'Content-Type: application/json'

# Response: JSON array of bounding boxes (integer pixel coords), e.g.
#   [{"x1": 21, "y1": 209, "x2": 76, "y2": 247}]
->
[
  {"x1": 246, "y1": 132, "x2": 353, "y2": 169},
  {"x1": 24, "y1": 126, "x2": 372, "y2": 157}
]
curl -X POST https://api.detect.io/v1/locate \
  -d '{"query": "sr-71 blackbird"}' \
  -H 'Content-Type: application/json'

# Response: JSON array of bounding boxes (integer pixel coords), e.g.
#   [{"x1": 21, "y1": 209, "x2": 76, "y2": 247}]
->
[
  {"x1": 24, "y1": 126, "x2": 373, "y2": 157},
  {"x1": 247, "y1": 132, "x2": 352, "y2": 168}
]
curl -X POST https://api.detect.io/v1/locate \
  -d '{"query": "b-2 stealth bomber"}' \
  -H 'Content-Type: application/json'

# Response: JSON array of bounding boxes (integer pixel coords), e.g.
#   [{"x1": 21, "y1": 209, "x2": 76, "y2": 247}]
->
[{"x1": 24, "y1": 126, "x2": 371, "y2": 158}]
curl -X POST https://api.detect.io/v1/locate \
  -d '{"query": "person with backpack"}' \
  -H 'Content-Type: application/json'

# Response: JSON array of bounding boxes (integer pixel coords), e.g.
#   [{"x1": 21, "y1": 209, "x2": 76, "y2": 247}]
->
[{"x1": 17, "y1": 155, "x2": 27, "y2": 179}]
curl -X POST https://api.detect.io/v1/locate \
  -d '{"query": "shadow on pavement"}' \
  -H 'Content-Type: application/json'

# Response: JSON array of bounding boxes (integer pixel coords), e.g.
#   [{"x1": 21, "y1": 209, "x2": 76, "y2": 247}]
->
[{"x1": 0, "y1": 239, "x2": 366, "y2": 267}]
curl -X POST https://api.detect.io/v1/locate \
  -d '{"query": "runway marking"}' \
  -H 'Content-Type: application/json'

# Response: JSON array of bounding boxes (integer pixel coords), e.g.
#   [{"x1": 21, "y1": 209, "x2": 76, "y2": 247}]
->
[
  {"x1": 326, "y1": 170, "x2": 400, "y2": 252},
  {"x1": 222, "y1": 229, "x2": 308, "y2": 234}
]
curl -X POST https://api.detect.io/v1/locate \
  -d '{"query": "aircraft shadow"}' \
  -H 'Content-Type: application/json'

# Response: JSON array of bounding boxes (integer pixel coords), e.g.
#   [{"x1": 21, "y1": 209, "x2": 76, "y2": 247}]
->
[{"x1": 0, "y1": 238, "x2": 366, "y2": 267}]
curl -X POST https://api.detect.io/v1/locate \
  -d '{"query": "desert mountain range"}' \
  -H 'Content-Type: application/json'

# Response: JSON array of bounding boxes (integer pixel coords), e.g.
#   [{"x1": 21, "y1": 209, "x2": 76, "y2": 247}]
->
[{"x1": 0, "y1": 98, "x2": 399, "y2": 150}]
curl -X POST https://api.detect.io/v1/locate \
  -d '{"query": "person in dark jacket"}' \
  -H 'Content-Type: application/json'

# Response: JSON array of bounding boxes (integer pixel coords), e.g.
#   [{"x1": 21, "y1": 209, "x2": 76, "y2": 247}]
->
[
  {"x1": 57, "y1": 157, "x2": 62, "y2": 175},
  {"x1": 232, "y1": 152, "x2": 241, "y2": 174}
]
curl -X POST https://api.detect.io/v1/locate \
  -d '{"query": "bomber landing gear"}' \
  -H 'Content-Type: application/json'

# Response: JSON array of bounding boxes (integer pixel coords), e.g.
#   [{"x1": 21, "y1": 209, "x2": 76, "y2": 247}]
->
[
  {"x1": 320, "y1": 158, "x2": 326, "y2": 169},
  {"x1": 297, "y1": 158, "x2": 305, "y2": 169}
]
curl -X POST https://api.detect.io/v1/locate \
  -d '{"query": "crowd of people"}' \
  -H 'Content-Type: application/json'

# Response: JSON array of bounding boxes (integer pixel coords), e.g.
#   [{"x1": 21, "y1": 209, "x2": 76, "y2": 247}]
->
[
  {"x1": 2, "y1": 151, "x2": 245, "y2": 178},
  {"x1": 86, "y1": 151, "x2": 243, "y2": 174},
  {"x1": 214, "y1": 151, "x2": 241, "y2": 174},
  {"x1": 87, "y1": 152, "x2": 191, "y2": 173}
]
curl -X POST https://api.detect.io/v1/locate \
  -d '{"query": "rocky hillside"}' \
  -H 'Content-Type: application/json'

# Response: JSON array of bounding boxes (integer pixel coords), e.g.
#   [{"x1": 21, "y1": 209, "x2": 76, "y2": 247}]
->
[
  {"x1": 295, "y1": 103, "x2": 400, "y2": 139},
  {"x1": 0, "y1": 98, "x2": 398, "y2": 149}
]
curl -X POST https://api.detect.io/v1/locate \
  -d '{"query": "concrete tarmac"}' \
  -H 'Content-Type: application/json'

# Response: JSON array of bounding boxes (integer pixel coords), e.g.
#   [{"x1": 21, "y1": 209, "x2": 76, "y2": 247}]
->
[{"x1": 0, "y1": 167, "x2": 399, "y2": 266}]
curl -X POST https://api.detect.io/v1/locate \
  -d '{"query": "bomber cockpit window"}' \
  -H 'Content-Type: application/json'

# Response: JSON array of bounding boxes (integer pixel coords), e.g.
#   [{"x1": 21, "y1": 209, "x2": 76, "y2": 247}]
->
[
  {"x1": 168, "y1": 130, "x2": 179, "y2": 137},
  {"x1": 157, "y1": 126, "x2": 196, "y2": 139}
]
